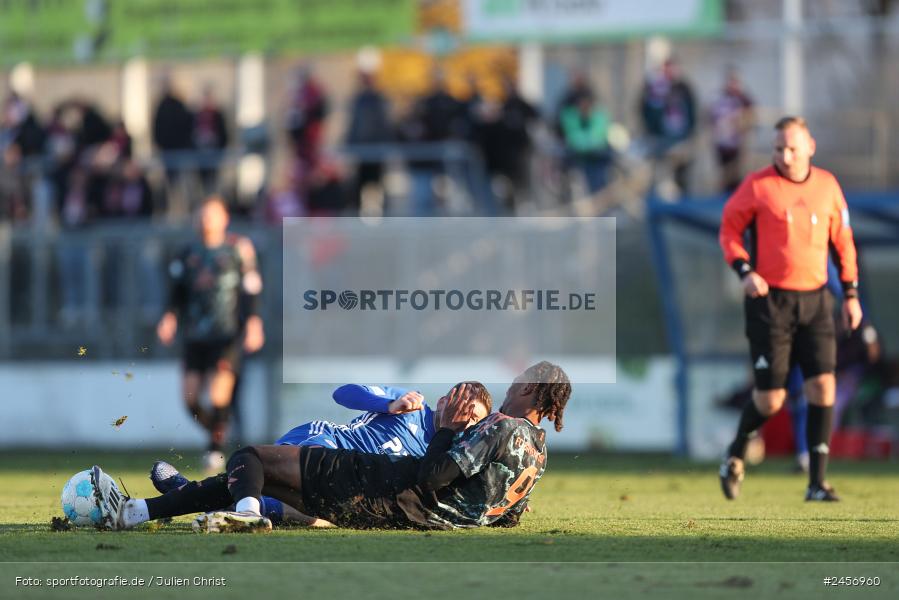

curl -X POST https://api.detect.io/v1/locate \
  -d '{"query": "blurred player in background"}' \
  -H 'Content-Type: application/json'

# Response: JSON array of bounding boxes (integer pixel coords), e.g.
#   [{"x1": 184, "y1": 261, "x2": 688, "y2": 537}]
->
[
  {"x1": 718, "y1": 116, "x2": 862, "y2": 502},
  {"x1": 93, "y1": 361, "x2": 572, "y2": 531},
  {"x1": 149, "y1": 383, "x2": 492, "y2": 525},
  {"x1": 156, "y1": 196, "x2": 264, "y2": 473}
]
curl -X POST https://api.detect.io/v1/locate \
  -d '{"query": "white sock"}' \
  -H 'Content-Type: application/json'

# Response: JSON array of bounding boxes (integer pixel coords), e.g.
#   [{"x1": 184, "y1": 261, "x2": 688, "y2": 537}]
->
[
  {"x1": 123, "y1": 499, "x2": 150, "y2": 528},
  {"x1": 235, "y1": 497, "x2": 261, "y2": 516}
]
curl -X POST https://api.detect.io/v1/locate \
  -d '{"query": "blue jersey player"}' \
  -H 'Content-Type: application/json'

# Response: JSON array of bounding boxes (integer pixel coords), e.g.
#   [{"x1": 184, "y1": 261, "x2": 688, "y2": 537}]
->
[
  {"x1": 276, "y1": 384, "x2": 440, "y2": 457},
  {"x1": 150, "y1": 383, "x2": 492, "y2": 524}
]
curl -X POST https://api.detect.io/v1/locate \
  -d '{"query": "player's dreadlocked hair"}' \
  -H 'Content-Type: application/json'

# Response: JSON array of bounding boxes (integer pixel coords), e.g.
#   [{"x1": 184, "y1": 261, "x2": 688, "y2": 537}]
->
[
  {"x1": 454, "y1": 381, "x2": 493, "y2": 415},
  {"x1": 526, "y1": 361, "x2": 571, "y2": 432}
]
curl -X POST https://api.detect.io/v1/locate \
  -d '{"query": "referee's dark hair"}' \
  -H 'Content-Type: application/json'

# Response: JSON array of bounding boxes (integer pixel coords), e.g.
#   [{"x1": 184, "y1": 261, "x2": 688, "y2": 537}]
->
[
  {"x1": 774, "y1": 115, "x2": 809, "y2": 132},
  {"x1": 526, "y1": 361, "x2": 572, "y2": 432}
]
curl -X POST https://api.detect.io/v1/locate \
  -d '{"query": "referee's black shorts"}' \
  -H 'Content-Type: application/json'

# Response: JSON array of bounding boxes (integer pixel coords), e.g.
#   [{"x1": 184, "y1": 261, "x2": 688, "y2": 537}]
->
[{"x1": 744, "y1": 286, "x2": 836, "y2": 391}]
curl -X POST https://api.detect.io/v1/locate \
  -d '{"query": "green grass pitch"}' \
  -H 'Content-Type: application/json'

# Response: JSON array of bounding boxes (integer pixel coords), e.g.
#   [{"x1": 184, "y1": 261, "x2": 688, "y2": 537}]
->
[{"x1": 1, "y1": 451, "x2": 896, "y2": 599}]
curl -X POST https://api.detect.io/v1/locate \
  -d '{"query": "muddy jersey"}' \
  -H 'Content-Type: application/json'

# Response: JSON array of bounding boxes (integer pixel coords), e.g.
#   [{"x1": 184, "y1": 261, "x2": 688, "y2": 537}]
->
[
  {"x1": 167, "y1": 235, "x2": 260, "y2": 342},
  {"x1": 427, "y1": 413, "x2": 547, "y2": 529}
]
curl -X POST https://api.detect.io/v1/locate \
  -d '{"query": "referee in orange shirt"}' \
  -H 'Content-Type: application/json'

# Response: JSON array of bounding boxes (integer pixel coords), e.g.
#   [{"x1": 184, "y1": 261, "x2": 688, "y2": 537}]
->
[{"x1": 718, "y1": 116, "x2": 863, "y2": 501}]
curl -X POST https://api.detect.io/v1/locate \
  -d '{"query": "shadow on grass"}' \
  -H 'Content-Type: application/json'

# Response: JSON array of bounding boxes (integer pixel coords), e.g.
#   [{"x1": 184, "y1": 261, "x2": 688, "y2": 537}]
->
[{"x1": 2, "y1": 525, "x2": 898, "y2": 563}]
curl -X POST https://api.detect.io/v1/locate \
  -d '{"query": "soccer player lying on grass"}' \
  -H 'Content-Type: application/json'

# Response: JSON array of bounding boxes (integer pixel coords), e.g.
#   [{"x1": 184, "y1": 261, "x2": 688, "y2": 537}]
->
[
  {"x1": 93, "y1": 361, "x2": 571, "y2": 531},
  {"x1": 149, "y1": 383, "x2": 492, "y2": 525}
]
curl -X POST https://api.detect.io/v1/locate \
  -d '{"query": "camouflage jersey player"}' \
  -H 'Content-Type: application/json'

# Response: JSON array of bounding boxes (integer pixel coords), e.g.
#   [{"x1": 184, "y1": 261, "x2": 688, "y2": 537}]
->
[
  {"x1": 157, "y1": 196, "x2": 264, "y2": 472},
  {"x1": 405, "y1": 411, "x2": 548, "y2": 528}
]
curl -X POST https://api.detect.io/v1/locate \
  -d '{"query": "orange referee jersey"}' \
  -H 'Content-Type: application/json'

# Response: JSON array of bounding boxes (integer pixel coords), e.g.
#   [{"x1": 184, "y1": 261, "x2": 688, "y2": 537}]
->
[{"x1": 719, "y1": 165, "x2": 858, "y2": 291}]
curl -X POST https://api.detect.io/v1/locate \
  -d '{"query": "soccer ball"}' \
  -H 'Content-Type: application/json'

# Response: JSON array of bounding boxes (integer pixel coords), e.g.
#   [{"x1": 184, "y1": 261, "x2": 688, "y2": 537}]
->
[{"x1": 60, "y1": 469, "x2": 109, "y2": 527}]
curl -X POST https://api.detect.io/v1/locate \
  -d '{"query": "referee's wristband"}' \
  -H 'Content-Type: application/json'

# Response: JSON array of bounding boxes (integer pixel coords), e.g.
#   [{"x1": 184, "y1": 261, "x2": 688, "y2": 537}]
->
[
  {"x1": 842, "y1": 280, "x2": 859, "y2": 299},
  {"x1": 731, "y1": 259, "x2": 753, "y2": 280}
]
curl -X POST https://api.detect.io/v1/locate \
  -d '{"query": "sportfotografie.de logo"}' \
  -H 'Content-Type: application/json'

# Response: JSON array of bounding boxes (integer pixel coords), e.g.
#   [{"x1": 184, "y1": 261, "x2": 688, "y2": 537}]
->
[{"x1": 303, "y1": 289, "x2": 597, "y2": 311}]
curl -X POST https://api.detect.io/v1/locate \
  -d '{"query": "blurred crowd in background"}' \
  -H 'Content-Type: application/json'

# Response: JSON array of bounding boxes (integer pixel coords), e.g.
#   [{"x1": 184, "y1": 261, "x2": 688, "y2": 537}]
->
[{"x1": 0, "y1": 57, "x2": 758, "y2": 226}]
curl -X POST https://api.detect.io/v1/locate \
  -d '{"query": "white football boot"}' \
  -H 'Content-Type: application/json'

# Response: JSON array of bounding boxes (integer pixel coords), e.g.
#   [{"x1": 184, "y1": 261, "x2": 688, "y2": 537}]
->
[
  {"x1": 91, "y1": 465, "x2": 129, "y2": 530},
  {"x1": 193, "y1": 511, "x2": 272, "y2": 533}
]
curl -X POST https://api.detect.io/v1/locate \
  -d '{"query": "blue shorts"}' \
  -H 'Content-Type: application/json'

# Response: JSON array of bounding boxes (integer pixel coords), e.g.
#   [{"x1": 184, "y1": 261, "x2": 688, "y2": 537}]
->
[{"x1": 275, "y1": 421, "x2": 340, "y2": 449}]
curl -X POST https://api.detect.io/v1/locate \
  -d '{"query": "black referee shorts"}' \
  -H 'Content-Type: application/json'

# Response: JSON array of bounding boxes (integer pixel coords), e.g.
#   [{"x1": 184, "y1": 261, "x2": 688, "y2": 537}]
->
[{"x1": 744, "y1": 286, "x2": 836, "y2": 391}]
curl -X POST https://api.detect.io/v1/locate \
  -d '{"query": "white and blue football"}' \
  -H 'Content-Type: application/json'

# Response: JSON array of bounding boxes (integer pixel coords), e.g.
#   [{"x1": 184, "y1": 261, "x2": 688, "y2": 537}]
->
[{"x1": 60, "y1": 470, "x2": 106, "y2": 527}]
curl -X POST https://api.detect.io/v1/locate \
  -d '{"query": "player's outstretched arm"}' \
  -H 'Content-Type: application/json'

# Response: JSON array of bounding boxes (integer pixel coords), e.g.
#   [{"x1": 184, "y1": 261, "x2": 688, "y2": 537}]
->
[
  {"x1": 417, "y1": 429, "x2": 464, "y2": 492},
  {"x1": 158, "y1": 250, "x2": 189, "y2": 345},
  {"x1": 236, "y1": 237, "x2": 265, "y2": 353},
  {"x1": 332, "y1": 384, "x2": 421, "y2": 413},
  {"x1": 719, "y1": 177, "x2": 756, "y2": 274},
  {"x1": 417, "y1": 383, "x2": 480, "y2": 491},
  {"x1": 828, "y1": 185, "x2": 863, "y2": 331},
  {"x1": 156, "y1": 311, "x2": 178, "y2": 346}
]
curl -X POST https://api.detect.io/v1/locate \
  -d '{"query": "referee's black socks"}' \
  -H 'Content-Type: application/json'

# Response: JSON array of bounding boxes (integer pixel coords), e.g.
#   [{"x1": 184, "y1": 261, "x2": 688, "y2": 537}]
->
[
  {"x1": 807, "y1": 404, "x2": 834, "y2": 487},
  {"x1": 728, "y1": 400, "x2": 769, "y2": 460}
]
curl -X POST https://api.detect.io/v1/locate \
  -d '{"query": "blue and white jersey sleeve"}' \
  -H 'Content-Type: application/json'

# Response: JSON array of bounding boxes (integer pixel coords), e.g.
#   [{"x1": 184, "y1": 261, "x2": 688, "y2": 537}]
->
[
  {"x1": 276, "y1": 399, "x2": 436, "y2": 457},
  {"x1": 332, "y1": 384, "x2": 410, "y2": 413}
]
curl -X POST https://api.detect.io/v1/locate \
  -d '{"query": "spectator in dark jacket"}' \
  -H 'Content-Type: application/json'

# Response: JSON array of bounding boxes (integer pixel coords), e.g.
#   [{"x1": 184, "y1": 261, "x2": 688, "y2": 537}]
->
[
  {"x1": 498, "y1": 76, "x2": 539, "y2": 209},
  {"x1": 153, "y1": 78, "x2": 195, "y2": 185},
  {"x1": 344, "y1": 71, "x2": 393, "y2": 213},
  {"x1": 45, "y1": 103, "x2": 80, "y2": 213},
  {"x1": 639, "y1": 58, "x2": 697, "y2": 197},
  {"x1": 1, "y1": 93, "x2": 45, "y2": 158},
  {"x1": 710, "y1": 68, "x2": 754, "y2": 192},
  {"x1": 193, "y1": 85, "x2": 229, "y2": 193},
  {"x1": 153, "y1": 79, "x2": 194, "y2": 152},
  {"x1": 287, "y1": 67, "x2": 328, "y2": 165},
  {"x1": 0, "y1": 143, "x2": 29, "y2": 222},
  {"x1": 399, "y1": 70, "x2": 467, "y2": 216},
  {"x1": 76, "y1": 100, "x2": 112, "y2": 150}
]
